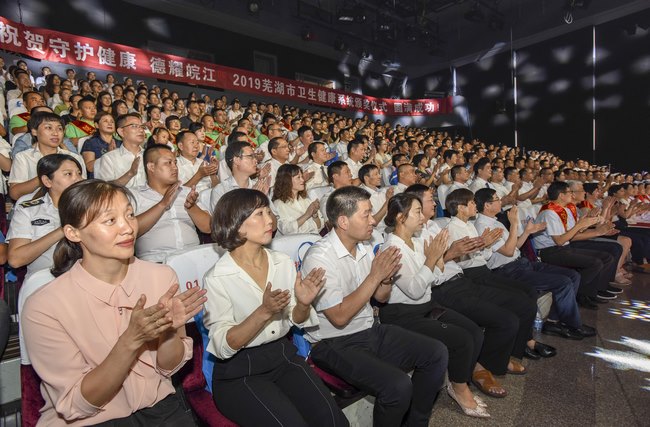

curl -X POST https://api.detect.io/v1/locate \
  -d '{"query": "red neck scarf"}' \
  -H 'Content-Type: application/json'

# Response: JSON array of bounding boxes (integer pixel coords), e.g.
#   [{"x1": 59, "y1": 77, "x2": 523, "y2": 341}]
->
[{"x1": 540, "y1": 202, "x2": 569, "y2": 231}]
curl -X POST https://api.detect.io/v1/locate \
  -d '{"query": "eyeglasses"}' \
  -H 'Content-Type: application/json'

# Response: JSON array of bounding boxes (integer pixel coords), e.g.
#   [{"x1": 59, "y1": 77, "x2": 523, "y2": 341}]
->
[
  {"x1": 120, "y1": 123, "x2": 147, "y2": 130},
  {"x1": 487, "y1": 198, "x2": 502, "y2": 203},
  {"x1": 238, "y1": 154, "x2": 256, "y2": 160}
]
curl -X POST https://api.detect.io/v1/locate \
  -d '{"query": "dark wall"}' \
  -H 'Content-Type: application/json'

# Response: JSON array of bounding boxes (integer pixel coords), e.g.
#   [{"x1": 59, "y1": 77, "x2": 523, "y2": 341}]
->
[{"x1": 411, "y1": 11, "x2": 650, "y2": 172}]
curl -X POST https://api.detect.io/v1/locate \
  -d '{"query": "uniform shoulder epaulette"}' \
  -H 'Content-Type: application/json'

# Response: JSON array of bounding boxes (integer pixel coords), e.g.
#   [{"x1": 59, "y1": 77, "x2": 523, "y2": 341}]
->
[{"x1": 20, "y1": 198, "x2": 45, "y2": 208}]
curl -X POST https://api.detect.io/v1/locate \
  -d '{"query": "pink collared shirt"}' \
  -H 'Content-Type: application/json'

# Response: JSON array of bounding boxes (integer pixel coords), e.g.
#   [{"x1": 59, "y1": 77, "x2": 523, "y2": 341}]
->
[{"x1": 22, "y1": 258, "x2": 192, "y2": 426}]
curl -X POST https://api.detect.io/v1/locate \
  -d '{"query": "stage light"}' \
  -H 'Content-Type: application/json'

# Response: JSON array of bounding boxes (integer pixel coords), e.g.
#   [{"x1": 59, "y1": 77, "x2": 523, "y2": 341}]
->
[
  {"x1": 552, "y1": 46, "x2": 574, "y2": 64},
  {"x1": 247, "y1": 0, "x2": 260, "y2": 15},
  {"x1": 549, "y1": 79, "x2": 571, "y2": 94},
  {"x1": 338, "y1": 5, "x2": 366, "y2": 23}
]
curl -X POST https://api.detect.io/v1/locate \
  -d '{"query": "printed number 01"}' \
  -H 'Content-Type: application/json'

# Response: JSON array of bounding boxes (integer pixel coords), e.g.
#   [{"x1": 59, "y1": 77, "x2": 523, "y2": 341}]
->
[{"x1": 186, "y1": 279, "x2": 200, "y2": 290}]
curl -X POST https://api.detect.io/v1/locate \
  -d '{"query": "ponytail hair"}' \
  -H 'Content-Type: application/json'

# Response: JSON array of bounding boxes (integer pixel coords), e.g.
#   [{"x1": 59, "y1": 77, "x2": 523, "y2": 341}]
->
[{"x1": 51, "y1": 180, "x2": 134, "y2": 277}]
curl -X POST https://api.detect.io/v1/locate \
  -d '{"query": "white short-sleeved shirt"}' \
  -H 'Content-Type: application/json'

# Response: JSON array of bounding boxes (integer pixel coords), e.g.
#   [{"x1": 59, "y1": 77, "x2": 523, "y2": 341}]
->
[
  {"x1": 274, "y1": 197, "x2": 324, "y2": 235},
  {"x1": 392, "y1": 182, "x2": 408, "y2": 195},
  {"x1": 210, "y1": 176, "x2": 253, "y2": 213},
  {"x1": 133, "y1": 185, "x2": 208, "y2": 262},
  {"x1": 304, "y1": 161, "x2": 329, "y2": 190},
  {"x1": 468, "y1": 177, "x2": 494, "y2": 193},
  {"x1": 518, "y1": 181, "x2": 534, "y2": 208},
  {"x1": 95, "y1": 145, "x2": 146, "y2": 188},
  {"x1": 267, "y1": 158, "x2": 286, "y2": 188},
  {"x1": 319, "y1": 186, "x2": 335, "y2": 219},
  {"x1": 301, "y1": 231, "x2": 376, "y2": 342},
  {"x1": 6, "y1": 193, "x2": 60, "y2": 279},
  {"x1": 473, "y1": 213, "x2": 520, "y2": 269},
  {"x1": 423, "y1": 221, "x2": 464, "y2": 281},
  {"x1": 437, "y1": 184, "x2": 451, "y2": 210},
  {"x1": 177, "y1": 155, "x2": 213, "y2": 193},
  {"x1": 203, "y1": 249, "x2": 318, "y2": 360},
  {"x1": 8, "y1": 146, "x2": 86, "y2": 184},
  {"x1": 532, "y1": 206, "x2": 576, "y2": 249},
  {"x1": 383, "y1": 233, "x2": 442, "y2": 305},
  {"x1": 446, "y1": 217, "x2": 491, "y2": 269}
]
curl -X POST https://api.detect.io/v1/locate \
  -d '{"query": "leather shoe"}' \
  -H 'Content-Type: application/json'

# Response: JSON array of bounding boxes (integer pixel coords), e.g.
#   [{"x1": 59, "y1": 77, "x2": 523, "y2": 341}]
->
[
  {"x1": 576, "y1": 324, "x2": 597, "y2": 337},
  {"x1": 523, "y1": 346, "x2": 541, "y2": 360},
  {"x1": 542, "y1": 321, "x2": 584, "y2": 340},
  {"x1": 532, "y1": 341, "x2": 557, "y2": 358},
  {"x1": 606, "y1": 285, "x2": 623, "y2": 294},
  {"x1": 577, "y1": 295, "x2": 598, "y2": 310}
]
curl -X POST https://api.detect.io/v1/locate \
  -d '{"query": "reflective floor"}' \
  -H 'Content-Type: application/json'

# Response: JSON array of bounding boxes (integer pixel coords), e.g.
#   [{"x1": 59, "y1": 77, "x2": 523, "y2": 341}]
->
[{"x1": 429, "y1": 266, "x2": 650, "y2": 427}]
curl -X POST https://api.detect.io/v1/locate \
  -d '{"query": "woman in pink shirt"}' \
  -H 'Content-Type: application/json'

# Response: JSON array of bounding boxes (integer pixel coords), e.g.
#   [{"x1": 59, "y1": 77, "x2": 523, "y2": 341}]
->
[{"x1": 22, "y1": 180, "x2": 206, "y2": 426}]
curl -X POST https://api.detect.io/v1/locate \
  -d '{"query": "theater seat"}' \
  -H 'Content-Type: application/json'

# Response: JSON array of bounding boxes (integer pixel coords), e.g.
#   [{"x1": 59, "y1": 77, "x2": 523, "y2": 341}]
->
[
  {"x1": 268, "y1": 233, "x2": 321, "y2": 270},
  {"x1": 176, "y1": 323, "x2": 238, "y2": 427},
  {"x1": 20, "y1": 364, "x2": 45, "y2": 427}
]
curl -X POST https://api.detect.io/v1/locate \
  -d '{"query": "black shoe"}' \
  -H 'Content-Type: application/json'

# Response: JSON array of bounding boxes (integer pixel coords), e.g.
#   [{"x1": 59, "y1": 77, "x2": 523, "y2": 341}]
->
[
  {"x1": 589, "y1": 295, "x2": 608, "y2": 304},
  {"x1": 542, "y1": 321, "x2": 584, "y2": 340},
  {"x1": 597, "y1": 291, "x2": 617, "y2": 300},
  {"x1": 575, "y1": 324, "x2": 597, "y2": 337},
  {"x1": 523, "y1": 346, "x2": 541, "y2": 360},
  {"x1": 606, "y1": 285, "x2": 623, "y2": 294},
  {"x1": 532, "y1": 341, "x2": 557, "y2": 358},
  {"x1": 577, "y1": 295, "x2": 598, "y2": 310}
]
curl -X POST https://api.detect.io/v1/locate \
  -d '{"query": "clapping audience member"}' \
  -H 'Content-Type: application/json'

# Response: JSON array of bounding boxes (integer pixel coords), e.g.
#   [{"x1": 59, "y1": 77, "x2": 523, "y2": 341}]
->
[
  {"x1": 81, "y1": 111, "x2": 118, "y2": 178},
  {"x1": 22, "y1": 180, "x2": 205, "y2": 426},
  {"x1": 203, "y1": 188, "x2": 348, "y2": 426},
  {"x1": 272, "y1": 164, "x2": 324, "y2": 235},
  {"x1": 175, "y1": 131, "x2": 218, "y2": 193}
]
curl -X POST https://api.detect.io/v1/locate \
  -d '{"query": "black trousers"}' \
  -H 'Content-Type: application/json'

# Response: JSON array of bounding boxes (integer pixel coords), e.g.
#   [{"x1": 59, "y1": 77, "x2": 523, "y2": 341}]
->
[
  {"x1": 93, "y1": 394, "x2": 195, "y2": 427},
  {"x1": 462, "y1": 266, "x2": 537, "y2": 356},
  {"x1": 430, "y1": 277, "x2": 525, "y2": 375},
  {"x1": 310, "y1": 323, "x2": 448, "y2": 427},
  {"x1": 378, "y1": 301, "x2": 483, "y2": 384},
  {"x1": 0, "y1": 299, "x2": 9, "y2": 357},
  {"x1": 570, "y1": 240, "x2": 620, "y2": 283},
  {"x1": 538, "y1": 245, "x2": 611, "y2": 297},
  {"x1": 212, "y1": 337, "x2": 348, "y2": 427},
  {"x1": 619, "y1": 228, "x2": 650, "y2": 264}
]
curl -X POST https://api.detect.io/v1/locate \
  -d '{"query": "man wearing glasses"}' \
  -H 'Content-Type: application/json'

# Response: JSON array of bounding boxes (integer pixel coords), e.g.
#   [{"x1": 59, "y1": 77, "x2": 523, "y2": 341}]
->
[{"x1": 95, "y1": 112, "x2": 147, "y2": 187}]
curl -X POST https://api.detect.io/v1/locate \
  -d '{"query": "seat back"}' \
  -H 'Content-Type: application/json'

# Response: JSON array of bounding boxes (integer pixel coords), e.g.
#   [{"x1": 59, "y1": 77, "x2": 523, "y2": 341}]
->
[
  {"x1": 268, "y1": 233, "x2": 320, "y2": 269},
  {"x1": 93, "y1": 156, "x2": 103, "y2": 177},
  {"x1": 21, "y1": 364, "x2": 45, "y2": 427},
  {"x1": 77, "y1": 135, "x2": 91, "y2": 153},
  {"x1": 18, "y1": 269, "x2": 56, "y2": 365},
  {"x1": 307, "y1": 186, "x2": 331, "y2": 202},
  {"x1": 165, "y1": 244, "x2": 221, "y2": 291}
]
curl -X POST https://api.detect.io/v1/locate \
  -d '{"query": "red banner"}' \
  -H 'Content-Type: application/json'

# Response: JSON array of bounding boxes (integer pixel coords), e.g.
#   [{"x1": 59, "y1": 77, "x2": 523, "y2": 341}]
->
[{"x1": 0, "y1": 16, "x2": 452, "y2": 116}]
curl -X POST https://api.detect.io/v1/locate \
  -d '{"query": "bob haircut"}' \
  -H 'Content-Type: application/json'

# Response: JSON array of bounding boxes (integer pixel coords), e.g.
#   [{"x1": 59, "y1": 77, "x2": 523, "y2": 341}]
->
[
  {"x1": 445, "y1": 188, "x2": 475, "y2": 217},
  {"x1": 272, "y1": 164, "x2": 306, "y2": 203},
  {"x1": 326, "y1": 186, "x2": 370, "y2": 227},
  {"x1": 211, "y1": 188, "x2": 270, "y2": 251},
  {"x1": 52, "y1": 180, "x2": 135, "y2": 277},
  {"x1": 384, "y1": 192, "x2": 421, "y2": 228},
  {"x1": 28, "y1": 111, "x2": 64, "y2": 133}
]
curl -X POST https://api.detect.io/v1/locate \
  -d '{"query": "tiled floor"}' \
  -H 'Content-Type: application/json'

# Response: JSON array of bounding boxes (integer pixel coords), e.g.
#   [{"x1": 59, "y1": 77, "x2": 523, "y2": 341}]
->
[{"x1": 429, "y1": 268, "x2": 650, "y2": 427}]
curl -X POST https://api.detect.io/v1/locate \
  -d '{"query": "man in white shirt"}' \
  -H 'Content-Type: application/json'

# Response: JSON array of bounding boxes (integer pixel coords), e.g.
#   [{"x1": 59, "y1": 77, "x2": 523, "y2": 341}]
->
[
  {"x1": 393, "y1": 163, "x2": 418, "y2": 195},
  {"x1": 468, "y1": 158, "x2": 494, "y2": 193},
  {"x1": 331, "y1": 127, "x2": 352, "y2": 161},
  {"x1": 302, "y1": 186, "x2": 448, "y2": 427},
  {"x1": 176, "y1": 131, "x2": 218, "y2": 193},
  {"x1": 532, "y1": 181, "x2": 619, "y2": 308},
  {"x1": 445, "y1": 188, "x2": 554, "y2": 363},
  {"x1": 359, "y1": 164, "x2": 394, "y2": 226},
  {"x1": 517, "y1": 168, "x2": 545, "y2": 209},
  {"x1": 303, "y1": 142, "x2": 331, "y2": 190},
  {"x1": 318, "y1": 161, "x2": 352, "y2": 219},
  {"x1": 473, "y1": 188, "x2": 594, "y2": 340},
  {"x1": 438, "y1": 165, "x2": 470, "y2": 214},
  {"x1": 134, "y1": 145, "x2": 211, "y2": 262},
  {"x1": 95, "y1": 113, "x2": 147, "y2": 187},
  {"x1": 266, "y1": 137, "x2": 290, "y2": 188},
  {"x1": 344, "y1": 139, "x2": 370, "y2": 186}
]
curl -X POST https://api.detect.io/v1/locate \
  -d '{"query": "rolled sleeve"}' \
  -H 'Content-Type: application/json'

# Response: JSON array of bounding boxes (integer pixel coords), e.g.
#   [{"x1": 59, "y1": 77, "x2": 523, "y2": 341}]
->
[
  {"x1": 156, "y1": 335, "x2": 193, "y2": 377},
  {"x1": 302, "y1": 252, "x2": 342, "y2": 312}
]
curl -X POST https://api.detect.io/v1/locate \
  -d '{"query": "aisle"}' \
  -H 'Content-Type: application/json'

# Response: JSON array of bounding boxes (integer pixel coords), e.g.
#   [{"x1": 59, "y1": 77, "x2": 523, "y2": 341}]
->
[{"x1": 429, "y1": 268, "x2": 650, "y2": 427}]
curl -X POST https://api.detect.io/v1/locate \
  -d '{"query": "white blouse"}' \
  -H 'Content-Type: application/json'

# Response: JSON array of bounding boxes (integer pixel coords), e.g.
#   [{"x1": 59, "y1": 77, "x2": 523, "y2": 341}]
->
[
  {"x1": 203, "y1": 249, "x2": 318, "y2": 360},
  {"x1": 384, "y1": 232, "x2": 443, "y2": 305},
  {"x1": 274, "y1": 196, "x2": 324, "y2": 235}
]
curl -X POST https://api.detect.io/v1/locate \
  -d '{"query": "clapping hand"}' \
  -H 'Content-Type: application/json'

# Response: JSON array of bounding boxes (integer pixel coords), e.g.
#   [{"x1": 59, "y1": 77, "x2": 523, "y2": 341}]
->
[
  {"x1": 370, "y1": 246, "x2": 402, "y2": 284},
  {"x1": 160, "y1": 181, "x2": 181, "y2": 210},
  {"x1": 260, "y1": 283, "x2": 291, "y2": 317},
  {"x1": 303, "y1": 170, "x2": 315, "y2": 183},
  {"x1": 158, "y1": 283, "x2": 207, "y2": 329},
  {"x1": 445, "y1": 236, "x2": 482, "y2": 260},
  {"x1": 294, "y1": 268, "x2": 326, "y2": 306},
  {"x1": 506, "y1": 206, "x2": 519, "y2": 225},
  {"x1": 184, "y1": 186, "x2": 199, "y2": 210},
  {"x1": 480, "y1": 227, "x2": 503, "y2": 248},
  {"x1": 424, "y1": 229, "x2": 448, "y2": 265},
  {"x1": 123, "y1": 295, "x2": 172, "y2": 347},
  {"x1": 253, "y1": 175, "x2": 271, "y2": 195},
  {"x1": 524, "y1": 219, "x2": 546, "y2": 234}
]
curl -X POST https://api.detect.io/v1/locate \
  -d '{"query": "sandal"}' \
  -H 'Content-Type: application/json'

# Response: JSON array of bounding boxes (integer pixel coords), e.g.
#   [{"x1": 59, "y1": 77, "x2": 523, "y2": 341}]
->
[
  {"x1": 507, "y1": 358, "x2": 527, "y2": 375},
  {"x1": 471, "y1": 369, "x2": 508, "y2": 398}
]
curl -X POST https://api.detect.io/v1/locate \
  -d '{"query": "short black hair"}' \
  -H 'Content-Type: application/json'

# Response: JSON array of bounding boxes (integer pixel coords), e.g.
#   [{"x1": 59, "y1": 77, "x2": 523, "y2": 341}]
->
[
  {"x1": 358, "y1": 164, "x2": 378, "y2": 185},
  {"x1": 29, "y1": 111, "x2": 64, "y2": 134},
  {"x1": 443, "y1": 149, "x2": 457, "y2": 161},
  {"x1": 326, "y1": 186, "x2": 370, "y2": 227},
  {"x1": 583, "y1": 182, "x2": 598, "y2": 195},
  {"x1": 116, "y1": 112, "x2": 142, "y2": 129},
  {"x1": 143, "y1": 144, "x2": 173, "y2": 177},
  {"x1": 473, "y1": 157, "x2": 491, "y2": 175},
  {"x1": 547, "y1": 181, "x2": 570, "y2": 201},
  {"x1": 474, "y1": 188, "x2": 497, "y2": 213},
  {"x1": 347, "y1": 139, "x2": 364, "y2": 155},
  {"x1": 446, "y1": 188, "x2": 475, "y2": 216},
  {"x1": 212, "y1": 189, "x2": 270, "y2": 251},
  {"x1": 450, "y1": 165, "x2": 465, "y2": 181},
  {"x1": 225, "y1": 140, "x2": 252, "y2": 171},
  {"x1": 308, "y1": 141, "x2": 325, "y2": 160},
  {"x1": 268, "y1": 137, "x2": 284, "y2": 155}
]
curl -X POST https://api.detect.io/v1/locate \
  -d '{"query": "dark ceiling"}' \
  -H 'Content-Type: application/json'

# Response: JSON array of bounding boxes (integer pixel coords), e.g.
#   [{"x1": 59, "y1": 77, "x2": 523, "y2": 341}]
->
[{"x1": 128, "y1": 0, "x2": 650, "y2": 79}]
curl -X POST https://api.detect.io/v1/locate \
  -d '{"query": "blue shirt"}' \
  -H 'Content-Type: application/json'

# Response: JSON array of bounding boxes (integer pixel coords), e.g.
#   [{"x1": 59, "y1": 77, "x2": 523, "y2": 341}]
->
[{"x1": 81, "y1": 135, "x2": 121, "y2": 178}]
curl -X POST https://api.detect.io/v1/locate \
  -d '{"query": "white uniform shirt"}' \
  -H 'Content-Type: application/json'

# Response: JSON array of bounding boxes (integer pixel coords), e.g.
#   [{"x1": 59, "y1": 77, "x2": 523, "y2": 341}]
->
[
  {"x1": 446, "y1": 217, "x2": 491, "y2": 269},
  {"x1": 473, "y1": 213, "x2": 520, "y2": 269},
  {"x1": 8, "y1": 146, "x2": 86, "y2": 184},
  {"x1": 518, "y1": 181, "x2": 534, "y2": 208},
  {"x1": 304, "y1": 161, "x2": 329, "y2": 190},
  {"x1": 203, "y1": 249, "x2": 318, "y2": 359},
  {"x1": 301, "y1": 231, "x2": 376, "y2": 342},
  {"x1": 383, "y1": 233, "x2": 443, "y2": 305},
  {"x1": 532, "y1": 207, "x2": 576, "y2": 249},
  {"x1": 423, "y1": 221, "x2": 465, "y2": 281},
  {"x1": 133, "y1": 185, "x2": 208, "y2": 262},
  {"x1": 468, "y1": 176, "x2": 494, "y2": 193},
  {"x1": 274, "y1": 197, "x2": 324, "y2": 235},
  {"x1": 6, "y1": 193, "x2": 59, "y2": 279},
  {"x1": 267, "y1": 158, "x2": 286, "y2": 188},
  {"x1": 319, "y1": 186, "x2": 334, "y2": 219},
  {"x1": 95, "y1": 145, "x2": 146, "y2": 188},
  {"x1": 393, "y1": 182, "x2": 408, "y2": 195},
  {"x1": 437, "y1": 184, "x2": 451, "y2": 210},
  {"x1": 209, "y1": 176, "x2": 253, "y2": 213},
  {"x1": 177, "y1": 155, "x2": 213, "y2": 193}
]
